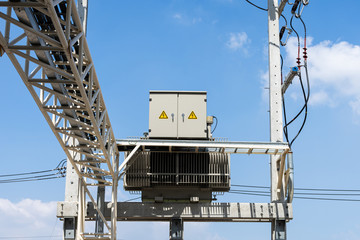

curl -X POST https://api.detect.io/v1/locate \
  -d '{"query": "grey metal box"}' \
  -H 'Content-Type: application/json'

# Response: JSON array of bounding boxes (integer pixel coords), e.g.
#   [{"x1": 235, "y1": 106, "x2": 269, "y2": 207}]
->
[{"x1": 149, "y1": 91, "x2": 207, "y2": 139}]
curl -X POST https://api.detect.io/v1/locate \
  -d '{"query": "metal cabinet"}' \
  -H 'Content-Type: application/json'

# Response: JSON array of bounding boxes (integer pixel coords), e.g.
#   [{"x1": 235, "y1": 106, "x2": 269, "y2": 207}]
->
[{"x1": 149, "y1": 91, "x2": 207, "y2": 139}]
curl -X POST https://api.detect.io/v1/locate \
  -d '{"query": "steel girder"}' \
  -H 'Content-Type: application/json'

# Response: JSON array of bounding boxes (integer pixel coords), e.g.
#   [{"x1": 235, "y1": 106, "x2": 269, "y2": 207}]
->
[{"x1": 0, "y1": 0, "x2": 118, "y2": 239}]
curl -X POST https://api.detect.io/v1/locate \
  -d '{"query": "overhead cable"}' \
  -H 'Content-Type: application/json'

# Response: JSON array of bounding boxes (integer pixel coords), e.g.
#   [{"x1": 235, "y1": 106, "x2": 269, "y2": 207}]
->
[
  {"x1": 245, "y1": 0, "x2": 267, "y2": 11},
  {"x1": 0, "y1": 159, "x2": 66, "y2": 184}
]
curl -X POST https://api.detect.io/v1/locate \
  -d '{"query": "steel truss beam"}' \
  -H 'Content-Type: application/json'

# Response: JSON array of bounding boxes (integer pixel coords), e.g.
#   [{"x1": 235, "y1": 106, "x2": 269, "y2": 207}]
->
[
  {"x1": 86, "y1": 202, "x2": 293, "y2": 222},
  {"x1": 117, "y1": 139, "x2": 290, "y2": 154},
  {"x1": 0, "y1": 1, "x2": 118, "y2": 239}
]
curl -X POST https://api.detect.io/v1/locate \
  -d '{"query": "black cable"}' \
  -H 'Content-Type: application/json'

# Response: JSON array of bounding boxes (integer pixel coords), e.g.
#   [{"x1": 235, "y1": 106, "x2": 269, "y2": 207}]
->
[
  {"x1": 230, "y1": 189, "x2": 270, "y2": 194},
  {"x1": 0, "y1": 173, "x2": 63, "y2": 182},
  {"x1": 231, "y1": 184, "x2": 269, "y2": 189},
  {"x1": 289, "y1": 73, "x2": 308, "y2": 146},
  {"x1": 122, "y1": 196, "x2": 141, "y2": 202},
  {"x1": 228, "y1": 191, "x2": 360, "y2": 202},
  {"x1": 0, "y1": 169, "x2": 56, "y2": 178},
  {"x1": 280, "y1": 54, "x2": 290, "y2": 144},
  {"x1": 230, "y1": 189, "x2": 360, "y2": 196},
  {"x1": 288, "y1": 14, "x2": 310, "y2": 147},
  {"x1": 0, "y1": 159, "x2": 66, "y2": 183},
  {"x1": 229, "y1": 191, "x2": 270, "y2": 197},
  {"x1": 294, "y1": 196, "x2": 360, "y2": 202},
  {"x1": 231, "y1": 184, "x2": 360, "y2": 192},
  {"x1": 281, "y1": 14, "x2": 287, "y2": 26},
  {"x1": 0, "y1": 159, "x2": 66, "y2": 178},
  {"x1": 245, "y1": 0, "x2": 268, "y2": 11},
  {"x1": 297, "y1": 187, "x2": 360, "y2": 192},
  {"x1": 283, "y1": 16, "x2": 305, "y2": 126},
  {"x1": 55, "y1": 159, "x2": 67, "y2": 169},
  {"x1": 295, "y1": 192, "x2": 360, "y2": 196},
  {"x1": 0, "y1": 176, "x2": 64, "y2": 184},
  {"x1": 282, "y1": 15, "x2": 310, "y2": 148},
  {"x1": 0, "y1": 236, "x2": 63, "y2": 239},
  {"x1": 211, "y1": 116, "x2": 218, "y2": 134}
]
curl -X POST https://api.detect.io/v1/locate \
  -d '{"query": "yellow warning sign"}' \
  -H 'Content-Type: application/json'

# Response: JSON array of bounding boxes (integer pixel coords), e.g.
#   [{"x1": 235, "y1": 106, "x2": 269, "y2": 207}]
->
[
  {"x1": 159, "y1": 111, "x2": 168, "y2": 119},
  {"x1": 188, "y1": 111, "x2": 197, "y2": 119}
]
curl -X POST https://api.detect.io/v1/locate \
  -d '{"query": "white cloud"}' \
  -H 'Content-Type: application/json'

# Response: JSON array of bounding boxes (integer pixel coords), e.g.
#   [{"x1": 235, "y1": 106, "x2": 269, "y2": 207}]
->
[
  {"x1": 0, "y1": 198, "x2": 62, "y2": 237},
  {"x1": 173, "y1": 13, "x2": 202, "y2": 25},
  {"x1": 192, "y1": 17, "x2": 203, "y2": 24},
  {"x1": 350, "y1": 96, "x2": 360, "y2": 115},
  {"x1": 173, "y1": 13, "x2": 182, "y2": 20},
  {"x1": 226, "y1": 32, "x2": 250, "y2": 51},
  {"x1": 309, "y1": 90, "x2": 334, "y2": 107},
  {"x1": 285, "y1": 37, "x2": 360, "y2": 114}
]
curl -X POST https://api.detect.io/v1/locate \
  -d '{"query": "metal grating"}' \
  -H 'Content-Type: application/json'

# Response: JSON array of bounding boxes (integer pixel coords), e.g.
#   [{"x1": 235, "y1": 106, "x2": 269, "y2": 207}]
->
[{"x1": 124, "y1": 152, "x2": 230, "y2": 190}]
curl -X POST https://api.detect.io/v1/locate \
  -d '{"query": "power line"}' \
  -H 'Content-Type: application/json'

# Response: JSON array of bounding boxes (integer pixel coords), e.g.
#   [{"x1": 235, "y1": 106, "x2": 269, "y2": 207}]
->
[
  {"x1": 0, "y1": 159, "x2": 66, "y2": 184},
  {"x1": 230, "y1": 189, "x2": 360, "y2": 196},
  {"x1": 245, "y1": 0, "x2": 267, "y2": 11},
  {"x1": 0, "y1": 169, "x2": 56, "y2": 178},
  {"x1": 122, "y1": 196, "x2": 141, "y2": 202},
  {"x1": 229, "y1": 184, "x2": 360, "y2": 202},
  {"x1": 0, "y1": 176, "x2": 64, "y2": 184},
  {"x1": 231, "y1": 184, "x2": 360, "y2": 192},
  {"x1": 228, "y1": 191, "x2": 360, "y2": 202},
  {"x1": 0, "y1": 236, "x2": 62, "y2": 239}
]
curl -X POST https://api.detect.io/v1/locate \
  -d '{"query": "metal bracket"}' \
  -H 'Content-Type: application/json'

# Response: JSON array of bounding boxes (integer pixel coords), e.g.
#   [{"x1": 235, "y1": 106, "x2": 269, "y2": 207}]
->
[{"x1": 57, "y1": 202, "x2": 78, "y2": 218}]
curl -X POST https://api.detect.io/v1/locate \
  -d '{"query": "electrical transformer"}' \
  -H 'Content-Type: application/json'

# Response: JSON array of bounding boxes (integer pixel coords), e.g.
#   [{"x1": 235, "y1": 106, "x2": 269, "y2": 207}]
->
[{"x1": 124, "y1": 91, "x2": 230, "y2": 202}]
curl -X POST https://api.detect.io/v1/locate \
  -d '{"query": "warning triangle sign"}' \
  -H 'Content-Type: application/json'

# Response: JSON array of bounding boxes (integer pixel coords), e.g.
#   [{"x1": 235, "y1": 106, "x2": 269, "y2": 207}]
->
[
  {"x1": 159, "y1": 111, "x2": 168, "y2": 119},
  {"x1": 188, "y1": 111, "x2": 197, "y2": 119}
]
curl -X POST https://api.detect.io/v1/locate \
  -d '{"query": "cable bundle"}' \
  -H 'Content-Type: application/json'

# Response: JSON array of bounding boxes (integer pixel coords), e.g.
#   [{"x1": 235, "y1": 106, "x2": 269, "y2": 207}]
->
[
  {"x1": 244, "y1": 0, "x2": 311, "y2": 148},
  {"x1": 0, "y1": 159, "x2": 66, "y2": 184},
  {"x1": 230, "y1": 184, "x2": 360, "y2": 202}
]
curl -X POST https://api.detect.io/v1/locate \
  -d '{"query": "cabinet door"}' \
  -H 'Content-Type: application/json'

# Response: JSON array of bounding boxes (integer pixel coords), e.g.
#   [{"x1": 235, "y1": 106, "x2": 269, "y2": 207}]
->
[
  {"x1": 178, "y1": 94, "x2": 207, "y2": 138},
  {"x1": 149, "y1": 93, "x2": 178, "y2": 138}
]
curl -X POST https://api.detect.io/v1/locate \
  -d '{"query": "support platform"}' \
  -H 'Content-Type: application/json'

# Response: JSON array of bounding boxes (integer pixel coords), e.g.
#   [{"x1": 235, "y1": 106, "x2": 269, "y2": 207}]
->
[
  {"x1": 85, "y1": 202, "x2": 293, "y2": 222},
  {"x1": 117, "y1": 139, "x2": 290, "y2": 155}
]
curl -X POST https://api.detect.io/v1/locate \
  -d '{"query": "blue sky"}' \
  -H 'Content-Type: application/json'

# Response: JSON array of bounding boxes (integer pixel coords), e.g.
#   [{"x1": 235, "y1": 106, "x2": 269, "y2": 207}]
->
[{"x1": 1, "y1": 0, "x2": 360, "y2": 239}]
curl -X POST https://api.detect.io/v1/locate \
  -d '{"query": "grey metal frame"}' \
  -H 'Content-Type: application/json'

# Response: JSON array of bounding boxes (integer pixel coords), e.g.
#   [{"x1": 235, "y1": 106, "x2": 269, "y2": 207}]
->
[
  {"x1": 86, "y1": 202, "x2": 293, "y2": 222},
  {"x1": 0, "y1": 1, "x2": 118, "y2": 239}
]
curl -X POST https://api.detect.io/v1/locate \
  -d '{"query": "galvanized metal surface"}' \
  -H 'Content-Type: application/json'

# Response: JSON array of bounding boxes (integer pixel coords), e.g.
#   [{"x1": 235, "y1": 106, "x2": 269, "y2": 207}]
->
[
  {"x1": 87, "y1": 202, "x2": 293, "y2": 222},
  {"x1": 0, "y1": 1, "x2": 118, "y2": 239},
  {"x1": 117, "y1": 139, "x2": 290, "y2": 155},
  {"x1": 124, "y1": 152, "x2": 230, "y2": 189}
]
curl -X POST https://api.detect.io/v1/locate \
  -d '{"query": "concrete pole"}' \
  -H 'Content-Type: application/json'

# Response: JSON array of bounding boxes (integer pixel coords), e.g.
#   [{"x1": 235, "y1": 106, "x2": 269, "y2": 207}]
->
[{"x1": 267, "y1": 0, "x2": 286, "y2": 239}]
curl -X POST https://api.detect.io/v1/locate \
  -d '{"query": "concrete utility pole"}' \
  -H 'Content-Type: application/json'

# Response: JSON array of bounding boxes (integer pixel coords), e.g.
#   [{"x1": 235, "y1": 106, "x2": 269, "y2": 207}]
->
[{"x1": 268, "y1": 0, "x2": 286, "y2": 239}]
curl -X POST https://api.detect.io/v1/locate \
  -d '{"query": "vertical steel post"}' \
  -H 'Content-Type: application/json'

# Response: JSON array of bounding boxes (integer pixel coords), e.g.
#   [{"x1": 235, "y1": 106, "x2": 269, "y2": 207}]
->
[
  {"x1": 111, "y1": 153, "x2": 119, "y2": 240},
  {"x1": 170, "y1": 218, "x2": 184, "y2": 240},
  {"x1": 95, "y1": 186, "x2": 105, "y2": 235},
  {"x1": 267, "y1": 0, "x2": 286, "y2": 239},
  {"x1": 63, "y1": 157, "x2": 80, "y2": 240}
]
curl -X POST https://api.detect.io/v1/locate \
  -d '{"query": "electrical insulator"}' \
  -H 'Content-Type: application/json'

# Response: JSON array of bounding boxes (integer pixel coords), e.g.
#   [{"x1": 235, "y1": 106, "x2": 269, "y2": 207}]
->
[
  {"x1": 291, "y1": 0, "x2": 301, "y2": 14},
  {"x1": 303, "y1": 47, "x2": 308, "y2": 61},
  {"x1": 302, "y1": 0, "x2": 309, "y2": 5},
  {"x1": 280, "y1": 26, "x2": 286, "y2": 40}
]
